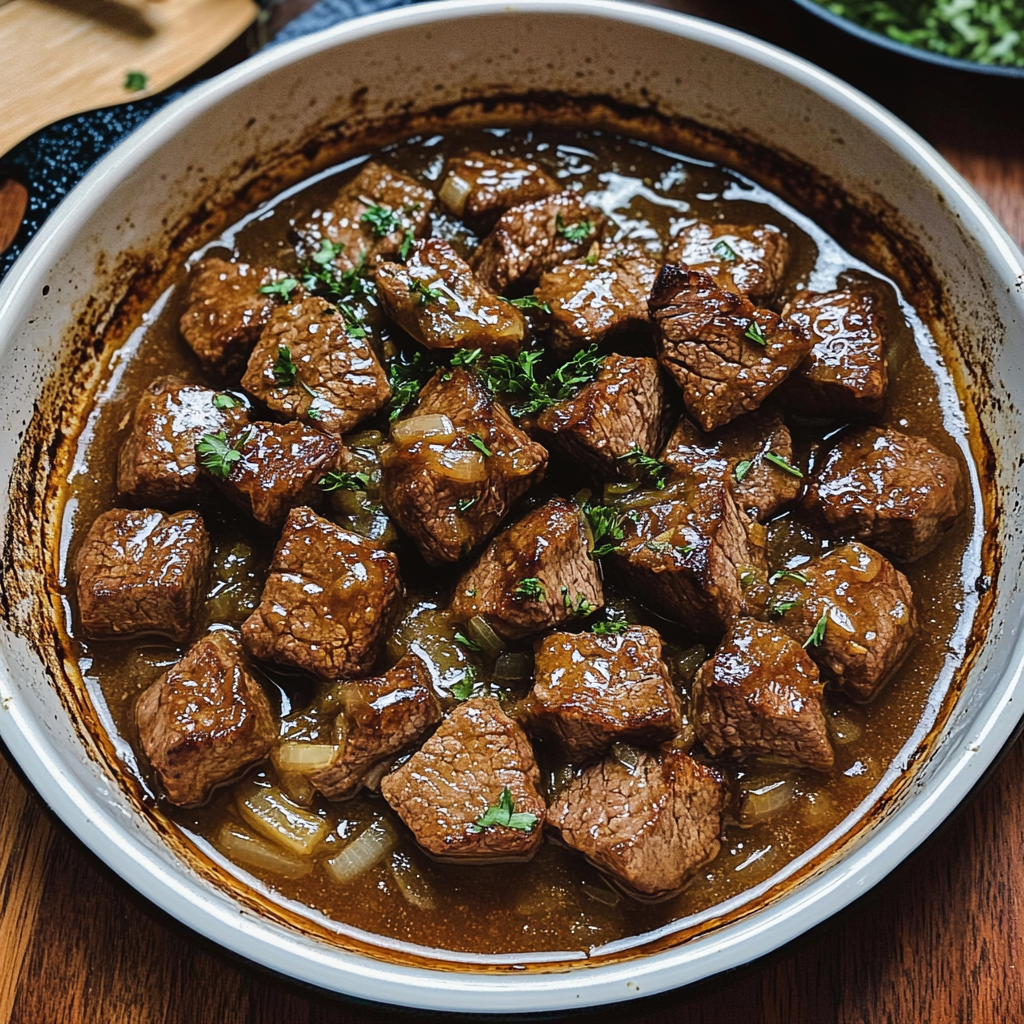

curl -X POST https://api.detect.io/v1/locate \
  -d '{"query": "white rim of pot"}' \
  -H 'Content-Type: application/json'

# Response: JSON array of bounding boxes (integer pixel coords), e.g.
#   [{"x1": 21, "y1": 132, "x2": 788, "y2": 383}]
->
[{"x1": 1, "y1": 0, "x2": 1022, "y2": 1013}]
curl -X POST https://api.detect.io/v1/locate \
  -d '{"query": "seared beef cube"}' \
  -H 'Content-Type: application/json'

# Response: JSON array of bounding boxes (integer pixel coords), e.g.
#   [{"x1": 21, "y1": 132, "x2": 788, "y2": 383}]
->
[
  {"x1": 375, "y1": 239, "x2": 524, "y2": 355},
  {"x1": 650, "y1": 265, "x2": 813, "y2": 432},
  {"x1": 241, "y1": 295, "x2": 390, "y2": 435},
  {"x1": 471, "y1": 191, "x2": 605, "y2": 295},
  {"x1": 136, "y1": 630, "x2": 275, "y2": 806},
  {"x1": 771, "y1": 541, "x2": 917, "y2": 702},
  {"x1": 75, "y1": 508, "x2": 209, "y2": 642},
  {"x1": 666, "y1": 221, "x2": 789, "y2": 304},
  {"x1": 549, "y1": 748, "x2": 726, "y2": 898},
  {"x1": 380, "y1": 697, "x2": 545, "y2": 860},
  {"x1": 450, "y1": 497, "x2": 603, "y2": 640},
  {"x1": 534, "y1": 244, "x2": 659, "y2": 355},
  {"x1": 694, "y1": 618, "x2": 833, "y2": 771},
  {"x1": 298, "y1": 161, "x2": 434, "y2": 272},
  {"x1": 117, "y1": 376, "x2": 248, "y2": 507},
  {"x1": 311, "y1": 654, "x2": 441, "y2": 799},
  {"x1": 179, "y1": 258, "x2": 280, "y2": 375},
  {"x1": 381, "y1": 368, "x2": 547, "y2": 564},
  {"x1": 241, "y1": 507, "x2": 402, "y2": 680},
  {"x1": 438, "y1": 151, "x2": 558, "y2": 227},
  {"x1": 611, "y1": 478, "x2": 765, "y2": 634},
  {"x1": 782, "y1": 289, "x2": 887, "y2": 417},
  {"x1": 527, "y1": 626, "x2": 683, "y2": 760},
  {"x1": 211, "y1": 420, "x2": 341, "y2": 528},
  {"x1": 802, "y1": 426, "x2": 964, "y2": 562},
  {"x1": 535, "y1": 355, "x2": 667, "y2": 479},
  {"x1": 661, "y1": 408, "x2": 801, "y2": 522}
]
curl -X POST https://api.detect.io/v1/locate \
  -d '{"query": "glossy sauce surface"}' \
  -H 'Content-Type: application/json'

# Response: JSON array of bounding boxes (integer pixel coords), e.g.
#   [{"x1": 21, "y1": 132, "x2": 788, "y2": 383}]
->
[{"x1": 59, "y1": 127, "x2": 985, "y2": 960}]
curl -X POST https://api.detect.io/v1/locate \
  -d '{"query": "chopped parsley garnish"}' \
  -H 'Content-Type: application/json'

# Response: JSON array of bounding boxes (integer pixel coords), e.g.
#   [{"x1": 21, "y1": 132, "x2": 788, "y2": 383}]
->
[
  {"x1": 212, "y1": 393, "x2": 240, "y2": 410},
  {"x1": 584, "y1": 241, "x2": 601, "y2": 266},
  {"x1": 272, "y1": 345, "x2": 298, "y2": 385},
  {"x1": 450, "y1": 665, "x2": 480, "y2": 701},
  {"x1": 454, "y1": 631, "x2": 483, "y2": 653},
  {"x1": 712, "y1": 239, "x2": 739, "y2": 262},
  {"x1": 744, "y1": 320, "x2": 768, "y2": 347},
  {"x1": 616, "y1": 444, "x2": 668, "y2": 489},
  {"x1": 409, "y1": 279, "x2": 443, "y2": 304},
  {"x1": 399, "y1": 229, "x2": 415, "y2": 261},
  {"x1": 301, "y1": 248, "x2": 372, "y2": 306},
  {"x1": 457, "y1": 497, "x2": 477, "y2": 514},
  {"x1": 319, "y1": 470, "x2": 371, "y2": 493},
  {"x1": 561, "y1": 587, "x2": 595, "y2": 618},
  {"x1": 769, "y1": 569, "x2": 809, "y2": 585},
  {"x1": 470, "y1": 786, "x2": 538, "y2": 833},
  {"x1": 507, "y1": 295, "x2": 552, "y2": 313},
  {"x1": 482, "y1": 350, "x2": 548, "y2": 416},
  {"x1": 259, "y1": 276, "x2": 300, "y2": 301},
  {"x1": 768, "y1": 598, "x2": 802, "y2": 620},
  {"x1": 361, "y1": 204, "x2": 401, "y2": 237},
  {"x1": 764, "y1": 451, "x2": 804, "y2": 478},
  {"x1": 312, "y1": 239, "x2": 344, "y2": 265},
  {"x1": 556, "y1": 213, "x2": 595, "y2": 244},
  {"x1": 584, "y1": 505, "x2": 626, "y2": 559},
  {"x1": 450, "y1": 348, "x2": 483, "y2": 369},
  {"x1": 592, "y1": 621, "x2": 629, "y2": 636},
  {"x1": 734, "y1": 459, "x2": 754, "y2": 483},
  {"x1": 387, "y1": 350, "x2": 437, "y2": 421},
  {"x1": 513, "y1": 577, "x2": 546, "y2": 602},
  {"x1": 124, "y1": 70, "x2": 147, "y2": 92},
  {"x1": 804, "y1": 609, "x2": 829, "y2": 648},
  {"x1": 548, "y1": 345, "x2": 604, "y2": 401},
  {"x1": 196, "y1": 429, "x2": 251, "y2": 481},
  {"x1": 676, "y1": 543, "x2": 695, "y2": 556},
  {"x1": 467, "y1": 433, "x2": 493, "y2": 457}
]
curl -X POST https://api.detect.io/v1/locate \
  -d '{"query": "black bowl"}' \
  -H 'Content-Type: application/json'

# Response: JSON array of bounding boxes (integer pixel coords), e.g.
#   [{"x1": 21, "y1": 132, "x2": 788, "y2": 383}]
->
[{"x1": 790, "y1": 0, "x2": 1024, "y2": 78}]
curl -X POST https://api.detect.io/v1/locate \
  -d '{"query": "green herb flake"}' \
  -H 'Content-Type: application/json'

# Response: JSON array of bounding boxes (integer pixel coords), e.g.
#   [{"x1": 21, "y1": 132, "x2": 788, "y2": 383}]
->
[
  {"x1": 556, "y1": 213, "x2": 595, "y2": 244},
  {"x1": 124, "y1": 70, "x2": 147, "y2": 92},
  {"x1": 272, "y1": 345, "x2": 298, "y2": 385},
  {"x1": 592, "y1": 621, "x2": 629, "y2": 636},
  {"x1": 361, "y1": 204, "x2": 401, "y2": 237},
  {"x1": 319, "y1": 470, "x2": 371, "y2": 493},
  {"x1": 764, "y1": 451, "x2": 804, "y2": 478},
  {"x1": 450, "y1": 665, "x2": 479, "y2": 701},
  {"x1": 561, "y1": 586, "x2": 595, "y2": 618},
  {"x1": 507, "y1": 295, "x2": 552, "y2": 313},
  {"x1": 212, "y1": 393, "x2": 240, "y2": 410},
  {"x1": 513, "y1": 577, "x2": 546, "y2": 602},
  {"x1": 470, "y1": 785, "x2": 538, "y2": 833},
  {"x1": 804, "y1": 609, "x2": 829, "y2": 648},
  {"x1": 770, "y1": 569, "x2": 809, "y2": 585},
  {"x1": 197, "y1": 429, "x2": 251, "y2": 482},
  {"x1": 549, "y1": 344, "x2": 604, "y2": 401},
  {"x1": 769, "y1": 599, "x2": 802, "y2": 620},
  {"x1": 454, "y1": 631, "x2": 483, "y2": 653},
  {"x1": 457, "y1": 497, "x2": 477, "y2": 514},
  {"x1": 312, "y1": 239, "x2": 345, "y2": 266},
  {"x1": 712, "y1": 238, "x2": 739, "y2": 262},
  {"x1": 399, "y1": 229, "x2": 415, "y2": 261},
  {"x1": 450, "y1": 348, "x2": 483, "y2": 369},
  {"x1": 259, "y1": 277, "x2": 300, "y2": 301},
  {"x1": 585, "y1": 504, "x2": 626, "y2": 559},
  {"x1": 583, "y1": 241, "x2": 601, "y2": 266},
  {"x1": 734, "y1": 459, "x2": 754, "y2": 483},
  {"x1": 616, "y1": 444, "x2": 669, "y2": 489},
  {"x1": 387, "y1": 350, "x2": 437, "y2": 421},
  {"x1": 744, "y1": 319, "x2": 768, "y2": 347},
  {"x1": 409, "y1": 278, "x2": 443, "y2": 304},
  {"x1": 467, "y1": 433, "x2": 493, "y2": 457}
]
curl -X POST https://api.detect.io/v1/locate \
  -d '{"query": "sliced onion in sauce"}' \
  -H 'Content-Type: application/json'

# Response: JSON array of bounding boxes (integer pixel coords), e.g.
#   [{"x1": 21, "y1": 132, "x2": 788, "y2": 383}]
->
[
  {"x1": 345, "y1": 429, "x2": 384, "y2": 449},
  {"x1": 272, "y1": 742, "x2": 340, "y2": 774},
  {"x1": 238, "y1": 784, "x2": 330, "y2": 856},
  {"x1": 277, "y1": 772, "x2": 317, "y2": 807},
  {"x1": 388, "y1": 851, "x2": 437, "y2": 910},
  {"x1": 737, "y1": 777, "x2": 796, "y2": 827},
  {"x1": 467, "y1": 615, "x2": 506, "y2": 657},
  {"x1": 579, "y1": 877, "x2": 621, "y2": 907},
  {"x1": 324, "y1": 818, "x2": 397, "y2": 885},
  {"x1": 391, "y1": 413, "x2": 456, "y2": 445},
  {"x1": 438, "y1": 172, "x2": 472, "y2": 217},
  {"x1": 215, "y1": 823, "x2": 313, "y2": 879},
  {"x1": 494, "y1": 650, "x2": 533, "y2": 682},
  {"x1": 432, "y1": 448, "x2": 487, "y2": 483},
  {"x1": 827, "y1": 710, "x2": 864, "y2": 745},
  {"x1": 611, "y1": 742, "x2": 644, "y2": 773}
]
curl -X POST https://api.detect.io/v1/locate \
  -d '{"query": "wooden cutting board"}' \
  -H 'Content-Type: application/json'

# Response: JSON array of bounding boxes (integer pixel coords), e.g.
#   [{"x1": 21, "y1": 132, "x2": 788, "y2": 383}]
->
[{"x1": 0, "y1": 0, "x2": 259, "y2": 158}]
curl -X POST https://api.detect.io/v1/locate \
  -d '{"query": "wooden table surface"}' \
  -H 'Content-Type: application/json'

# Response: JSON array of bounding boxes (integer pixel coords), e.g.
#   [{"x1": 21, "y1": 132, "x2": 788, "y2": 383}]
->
[{"x1": 2, "y1": 2, "x2": 1023, "y2": 1022}]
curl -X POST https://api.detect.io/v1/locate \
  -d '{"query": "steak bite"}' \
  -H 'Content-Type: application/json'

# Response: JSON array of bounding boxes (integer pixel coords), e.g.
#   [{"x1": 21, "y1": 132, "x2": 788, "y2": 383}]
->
[
  {"x1": 438, "y1": 151, "x2": 558, "y2": 227},
  {"x1": 380, "y1": 697, "x2": 546, "y2": 860},
  {"x1": 771, "y1": 541, "x2": 917, "y2": 702},
  {"x1": 75, "y1": 508, "x2": 209, "y2": 643},
  {"x1": 297, "y1": 160, "x2": 434, "y2": 272},
  {"x1": 136, "y1": 630, "x2": 276, "y2": 806},
  {"x1": 650, "y1": 265, "x2": 813, "y2": 432},
  {"x1": 449, "y1": 497, "x2": 603, "y2": 640},
  {"x1": 117, "y1": 376, "x2": 249, "y2": 507},
  {"x1": 208, "y1": 420, "x2": 341, "y2": 528},
  {"x1": 535, "y1": 354, "x2": 667, "y2": 479},
  {"x1": 801, "y1": 426, "x2": 964, "y2": 562},
  {"x1": 661, "y1": 408, "x2": 801, "y2": 522},
  {"x1": 526, "y1": 626, "x2": 683, "y2": 760},
  {"x1": 178, "y1": 257, "x2": 281, "y2": 376},
  {"x1": 781, "y1": 289, "x2": 888, "y2": 417},
  {"x1": 534, "y1": 244, "x2": 659, "y2": 355},
  {"x1": 611, "y1": 478, "x2": 766, "y2": 634},
  {"x1": 471, "y1": 191, "x2": 605, "y2": 295},
  {"x1": 241, "y1": 507, "x2": 403, "y2": 680},
  {"x1": 549, "y1": 748, "x2": 726, "y2": 898},
  {"x1": 375, "y1": 239, "x2": 524, "y2": 355},
  {"x1": 381, "y1": 368, "x2": 547, "y2": 565},
  {"x1": 693, "y1": 617, "x2": 833, "y2": 771},
  {"x1": 311, "y1": 654, "x2": 441, "y2": 800},
  {"x1": 666, "y1": 221, "x2": 790, "y2": 305},
  {"x1": 241, "y1": 295, "x2": 390, "y2": 435}
]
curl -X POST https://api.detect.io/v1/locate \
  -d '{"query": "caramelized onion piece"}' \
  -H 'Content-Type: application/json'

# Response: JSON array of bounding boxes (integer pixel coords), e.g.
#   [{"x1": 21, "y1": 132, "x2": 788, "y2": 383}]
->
[
  {"x1": 468, "y1": 615, "x2": 506, "y2": 657},
  {"x1": 215, "y1": 823, "x2": 313, "y2": 879},
  {"x1": 324, "y1": 818, "x2": 397, "y2": 885},
  {"x1": 392, "y1": 414, "x2": 456, "y2": 445},
  {"x1": 272, "y1": 742, "x2": 341, "y2": 774},
  {"x1": 238, "y1": 784, "x2": 330, "y2": 856}
]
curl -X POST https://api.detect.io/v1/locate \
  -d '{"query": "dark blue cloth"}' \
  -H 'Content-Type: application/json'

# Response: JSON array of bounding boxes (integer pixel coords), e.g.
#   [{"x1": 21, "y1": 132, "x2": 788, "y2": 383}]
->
[{"x1": 0, "y1": 0, "x2": 413, "y2": 280}]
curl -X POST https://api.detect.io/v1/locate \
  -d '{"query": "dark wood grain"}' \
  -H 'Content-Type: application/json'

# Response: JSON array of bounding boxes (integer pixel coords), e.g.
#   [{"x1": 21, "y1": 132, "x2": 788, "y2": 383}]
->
[{"x1": 1, "y1": 2, "x2": 1022, "y2": 1021}]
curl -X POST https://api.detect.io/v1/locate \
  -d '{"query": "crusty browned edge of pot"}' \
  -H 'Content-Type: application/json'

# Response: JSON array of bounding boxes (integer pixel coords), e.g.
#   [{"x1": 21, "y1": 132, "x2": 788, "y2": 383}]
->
[{"x1": 0, "y1": 91, "x2": 1000, "y2": 975}]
